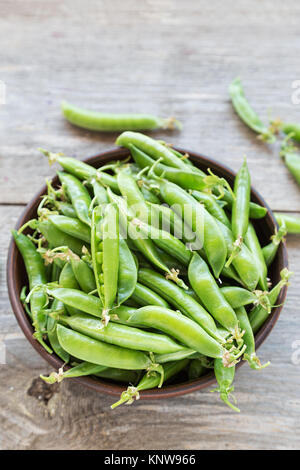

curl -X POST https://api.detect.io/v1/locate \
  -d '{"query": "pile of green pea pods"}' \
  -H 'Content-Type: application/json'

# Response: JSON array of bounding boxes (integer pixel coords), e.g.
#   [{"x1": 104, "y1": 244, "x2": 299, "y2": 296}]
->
[{"x1": 13, "y1": 131, "x2": 291, "y2": 411}]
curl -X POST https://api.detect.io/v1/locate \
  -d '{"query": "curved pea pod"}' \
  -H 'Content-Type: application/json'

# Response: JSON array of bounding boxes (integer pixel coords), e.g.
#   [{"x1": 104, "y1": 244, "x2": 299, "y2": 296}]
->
[
  {"x1": 116, "y1": 131, "x2": 187, "y2": 170},
  {"x1": 249, "y1": 268, "x2": 292, "y2": 334},
  {"x1": 129, "y1": 144, "x2": 207, "y2": 191},
  {"x1": 111, "y1": 359, "x2": 189, "y2": 408},
  {"x1": 212, "y1": 359, "x2": 239, "y2": 412},
  {"x1": 244, "y1": 223, "x2": 268, "y2": 291},
  {"x1": 191, "y1": 191, "x2": 231, "y2": 228},
  {"x1": 57, "y1": 325, "x2": 152, "y2": 370},
  {"x1": 70, "y1": 257, "x2": 96, "y2": 294},
  {"x1": 262, "y1": 224, "x2": 287, "y2": 267},
  {"x1": 47, "y1": 287, "x2": 102, "y2": 317},
  {"x1": 117, "y1": 238, "x2": 137, "y2": 306},
  {"x1": 12, "y1": 231, "x2": 51, "y2": 353},
  {"x1": 158, "y1": 179, "x2": 227, "y2": 278},
  {"x1": 215, "y1": 187, "x2": 267, "y2": 219},
  {"x1": 109, "y1": 305, "x2": 146, "y2": 329},
  {"x1": 280, "y1": 145, "x2": 300, "y2": 186},
  {"x1": 138, "y1": 268, "x2": 224, "y2": 343},
  {"x1": 41, "y1": 361, "x2": 107, "y2": 384},
  {"x1": 127, "y1": 306, "x2": 226, "y2": 359},
  {"x1": 274, "y1": 213, "x2": 300, "y2": 234},
  {"x1": 58, "y1": 312, "x2": 187, "y2": 355},
  {"x1": 130, "y1": 282, "x2": 169, "y2": 308},
  {"x1": 40, "y1": 149, "x2": 120, "y2": 193},
  {"x1": 229, "y1": 78, "x2": 275, "y2": 142},
  {"x1": 216, "y1": 219, "x2": 260, "y2": 291},
  {"x1": 236, "y1": 307, "x2": 270, "y2": 370},
  {"x1": 57, "y1": 172, "x2": 91, "y2": 226},
  {"x1": 47, "y1": 214, "x2": 91, "y2": 244},
  {"x1": 232, "y1": 158, "x2": 251, "y2": 243},
  {"x1": 188, "y1": 253, "x2": 239, "y2": 336},
  {"x1": 38, "y1": 219, "x2": 86, "y2": 256},
  {"x1": 220, "y1": 286, "x2": 258, "y2": 309},
  {"x1": 61, "y1": 101, "x2": 181, "y2": 132}
]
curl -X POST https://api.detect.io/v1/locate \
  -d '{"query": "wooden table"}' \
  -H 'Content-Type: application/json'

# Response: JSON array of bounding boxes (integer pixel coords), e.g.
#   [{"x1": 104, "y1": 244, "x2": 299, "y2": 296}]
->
[{"x1": 1, "y1": 0, "x2": 299, "y2": 450}]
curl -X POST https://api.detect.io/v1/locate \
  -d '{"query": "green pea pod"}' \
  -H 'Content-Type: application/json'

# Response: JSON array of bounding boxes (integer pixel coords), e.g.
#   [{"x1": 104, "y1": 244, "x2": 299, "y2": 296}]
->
[
  {"x1": 71, "y1": 257, "x2": 96, "y2": 294},
  {"x1": 12, "y1": 230, "x2": 51, "y2": 353},
  {"x1": 95, "y1": 368, "x2": 139, "y2": 383},
  {"x1": 40, "y1": 149, "x2": 120, "y2": 193},
  {"x1": 262, "y1": 224, "x2": 287, "y2": 267},
  {"x1": 58, "y1": 312, "x2": 187, "y2": 355},
  {"x1": 249, "y1": 268, "x2": 292, "y2": 334},
  {"x1": 116, "y1": 131, "x2": 187, "y2": 170},
  {"x1": 57, "y1": 262, "x2": 82, "y2": 315},
  {"x1": 274, "y1": 213, "x2": 300, "y2": 234},
  {"x1": 90, "y1": 179, "x2": 109, "y2": 205},
  {"x1": 280, "y1": 122, "x2": 300, "y2": 142},
  {"x1": 131, "y1": 218, "x2": 192, "y2": 267},
  {"x1": 130, "y1": 282, "x2": 169, "y2": 308},
  {"x1": 47, "y1": 214, "x2": 91, "y2": 244},
  {"x1": 280, "y1": 143, "x2": 300, "y2": 186},
  {"x1": 232, "y1": 158, "x2": 251, "y2": 242},
  {"x1": 244, "y1": 222, "x2": 268, "y2": 291},
  {"x1": 212, "y1": 358, "x2": 240, "y2": 412},
  {"x1": 54, "y1": 201, "x2": 77, "y2": 218},
  {"x1": 191, "y1": 191, "x2": 231, "y2": 228},
  {"x1": 158, "y1": 179, "x2": 227, "y2": 278},
  {"x1": 37, "y1": 219, "x2": 86, "y2": 256},
  {"x1": 127, "y1": 306, "x2": 226, "y2": 359},
  {"x1": 118, "y1": 238, "x2": 137, "y2": 306},
  {"x1": 236, "y1": 307, "x2": 269, "y2": 370},
  {"x1": 229, "y1": 78, "x2": 275, "y2": 142},
  {"x1": 138, "y1": 268, "x2": 223, "y2": 343},
  {"x1": 155, "y1": 349, "x2": 197, "y2": 364},
  {"x1": 188, "y1": 253, "x2": 239, "y2": 335},
  {"x1": 130, "y1": 144, "x2": 207, "y2": 191},
  {"x1": 41, "y1": 361, "x2": 107, "y2": 384},
  {"x1": 220, "y1": 286, "x2": 258, "y2": 309},
  {"x1": 111, "y1": 359, "x2": 189, "y2": 408},
  {"x1": 216, "y1": 219, "x2": 260, "y2": 291},
  {"x1": 215, "y1": 187, "x2": 267, "y2": 219},
  {"x1": 61, "y1": 101, "x2": 181, "y2": 132},
  {"x1": 117, "y1": 169, "x2": 148, "y2": 221},
  {"x1": 57, "y1": 172, "x2": 91, "y2": 226},
  {"x1": 57, "y1": 324, "x2": 153, "y2": 370},
  {"x1": 47, "y1": 298, "x2": 70, "y2": 363},
  {"x1": 47, "y1": 286, "x2": 102, "y2": 317}
]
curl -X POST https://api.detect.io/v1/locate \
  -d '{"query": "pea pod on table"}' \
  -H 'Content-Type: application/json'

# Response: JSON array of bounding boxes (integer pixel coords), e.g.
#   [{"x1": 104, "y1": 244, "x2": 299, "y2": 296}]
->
[{"x1": 61, "y1": 101, "x2": 182, "y2": 132}]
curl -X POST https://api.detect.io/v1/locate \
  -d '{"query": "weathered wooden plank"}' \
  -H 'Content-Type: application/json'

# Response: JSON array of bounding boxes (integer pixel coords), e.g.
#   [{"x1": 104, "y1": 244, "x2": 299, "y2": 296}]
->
[
  {"x1": 0, "y1": 1, "x2": 300, "y2": 209},
  {"x1": 0, "y1": 205, "x2": 299, "y2": 450}
]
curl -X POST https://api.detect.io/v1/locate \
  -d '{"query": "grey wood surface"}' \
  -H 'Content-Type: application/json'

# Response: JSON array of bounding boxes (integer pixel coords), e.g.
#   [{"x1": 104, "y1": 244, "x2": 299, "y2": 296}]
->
[{"x1": 0, "y1": 0, "x2": 300, "y2": 450}]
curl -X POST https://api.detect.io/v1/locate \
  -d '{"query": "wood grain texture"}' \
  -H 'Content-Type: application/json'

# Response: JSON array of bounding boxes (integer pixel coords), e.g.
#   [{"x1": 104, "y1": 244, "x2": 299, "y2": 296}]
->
[{"x1": 0, "y1": 0, "x2": 300, "y2": 450}]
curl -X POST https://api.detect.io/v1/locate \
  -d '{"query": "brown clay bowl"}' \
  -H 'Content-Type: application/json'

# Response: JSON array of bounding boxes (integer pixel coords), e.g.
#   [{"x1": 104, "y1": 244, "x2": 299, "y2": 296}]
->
[{"x1": 7, "y1": 147, "x2": 288, "y2": 399}]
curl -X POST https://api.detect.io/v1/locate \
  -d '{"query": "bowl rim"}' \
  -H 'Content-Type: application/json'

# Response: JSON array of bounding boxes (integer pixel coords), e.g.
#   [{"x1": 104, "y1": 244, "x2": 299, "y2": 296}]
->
[{"x1": 6, "y1": 146, "x2": 289, "y2": 399}]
